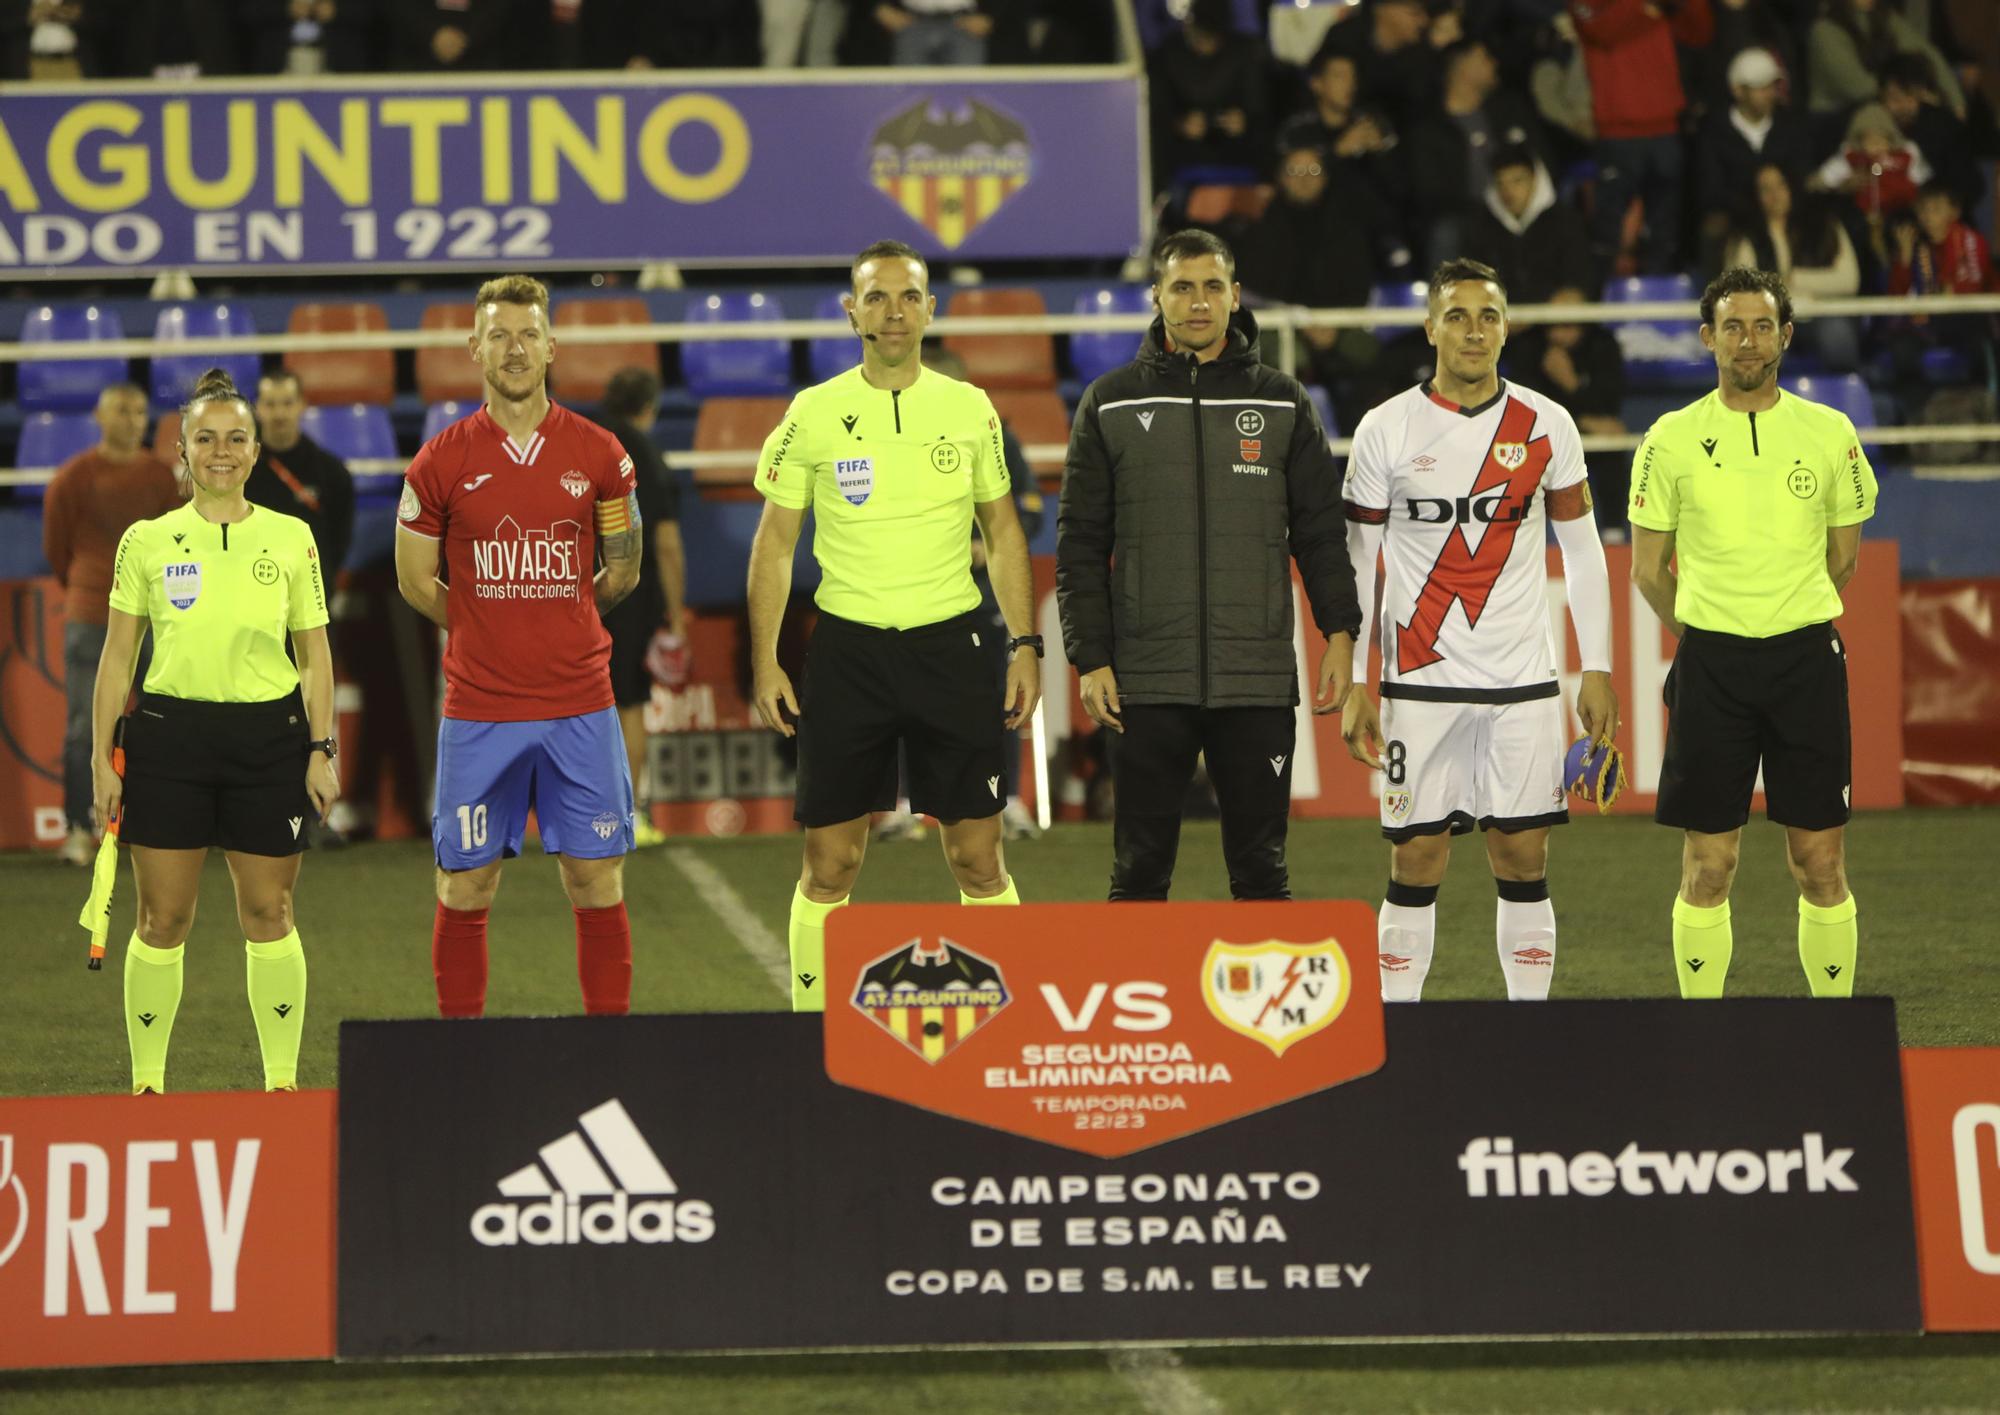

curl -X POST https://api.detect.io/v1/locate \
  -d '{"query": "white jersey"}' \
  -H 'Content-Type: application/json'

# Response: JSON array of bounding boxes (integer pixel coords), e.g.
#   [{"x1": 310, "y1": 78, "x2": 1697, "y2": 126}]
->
[{"x1": 1345, "y1": 381, "x2": 1587, "y2": 699}]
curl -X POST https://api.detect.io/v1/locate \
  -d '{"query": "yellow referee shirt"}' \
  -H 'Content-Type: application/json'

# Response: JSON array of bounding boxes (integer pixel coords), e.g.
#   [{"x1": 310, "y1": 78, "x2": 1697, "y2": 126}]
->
[
  {"x1": 1628, "y1": 390, "x2": 1878, "y2": 637},
  {"x1": 755, "y1": 365, "x2": 1011, "y2": 630},
  {"x1": 108, "y1": 502, "x2": 328, "y2": 702}
]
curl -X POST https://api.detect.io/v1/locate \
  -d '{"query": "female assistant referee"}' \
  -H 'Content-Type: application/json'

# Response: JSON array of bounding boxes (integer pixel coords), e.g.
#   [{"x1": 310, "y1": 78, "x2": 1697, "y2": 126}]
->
[{"x1": 91, "y1": 369, "x2": 339, "y2": 1094}]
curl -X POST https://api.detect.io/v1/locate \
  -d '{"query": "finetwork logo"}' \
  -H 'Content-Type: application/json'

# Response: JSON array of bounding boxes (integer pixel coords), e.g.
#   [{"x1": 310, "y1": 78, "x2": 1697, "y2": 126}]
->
[
  {"x1": 0, "y1": 1135, "x2": 27, "y2": 1270},
  {"x1": 1457, "y1": 1133, "x2": 1859, "y2": 1198},
  {"x1": 469, "y1": 1099, "x2": 715, "y2": 1248}
]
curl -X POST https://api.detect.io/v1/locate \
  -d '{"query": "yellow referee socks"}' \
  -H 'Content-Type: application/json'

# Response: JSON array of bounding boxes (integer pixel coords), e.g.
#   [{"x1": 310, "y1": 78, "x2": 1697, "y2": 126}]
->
[
  {"x1": 1672, "y1": 897, "x2": 1732, "y2": 999},
  {"x1": 1798, "y1": 895, "x2": 1858, "y2": 998},
  {"x1": 125, "y1": 934, "x2": 184, "y2": 1094},
  {"x1": 960, "y1": 878, "x2": 1021, "y2": 906},
  {"x1": 246, "y1": 929, "x2": 308, "y2": 1090},
  {"x1": 789, "y1": 886, "x2": 847, "y2": 1013}
]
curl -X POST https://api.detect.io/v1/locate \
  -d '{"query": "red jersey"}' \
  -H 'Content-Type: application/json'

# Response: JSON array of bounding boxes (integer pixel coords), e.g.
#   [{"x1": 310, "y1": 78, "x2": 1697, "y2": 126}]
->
[{"x1": 399, "y1": 403, "x2": 635, "y2": 721}]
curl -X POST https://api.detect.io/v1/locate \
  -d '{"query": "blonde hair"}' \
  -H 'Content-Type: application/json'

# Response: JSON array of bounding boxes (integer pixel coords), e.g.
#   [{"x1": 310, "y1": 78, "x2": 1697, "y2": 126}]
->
[{"x1": 474, "y1": 274, "x2": 551, "y2": 328}]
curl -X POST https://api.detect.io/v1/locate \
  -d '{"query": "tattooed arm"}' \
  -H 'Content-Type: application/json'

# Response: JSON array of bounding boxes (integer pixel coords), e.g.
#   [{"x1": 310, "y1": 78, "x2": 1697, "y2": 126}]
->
[{"x1": 594, "y1": 490, "x2": 643, "y2": 613}]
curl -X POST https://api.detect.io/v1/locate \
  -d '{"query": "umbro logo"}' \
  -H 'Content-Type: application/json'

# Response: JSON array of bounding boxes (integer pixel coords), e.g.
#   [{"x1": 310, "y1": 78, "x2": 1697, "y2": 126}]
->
[
  {"x1": 469, "y1": 1098, "x2": 715, "y2": 1248},
  {"x1": 137, "y1": 1012, "x2": 157, "y2": 1027},
  {"x1": 289, "y1": 817, "x2": 303, "y2": 839},
  {"x1": 1137, "y1": 410, "x2": 1156, "y2": 431},
  {"x1": 1687, "y1": 959, "x2": 1705, "y2": 972},
  {"x1": 1378, "y1": 953, "x2": 1412, "y2": 970},
  {"x1": 463, "y1": 474, "x2": 494, "y2": 492},
  {"x1": 841, "y1": 414, "x2": 858, "y2": 435},
  {"x1": 1269, "y1": 754, "x2": 1287, "y2": 776},
  {"x1": 273, "y1": 1003, "x2": 292, "y2": 1018},
  {"x1": 1700, "y1": 438, "x2": 1718, "y2": 458},
  {"x1": 986, "y1": 775, "x2": 1001, "y2": 798},
  {"x1": 797, "y1": 972, "x2": 818, "y2": 991}
]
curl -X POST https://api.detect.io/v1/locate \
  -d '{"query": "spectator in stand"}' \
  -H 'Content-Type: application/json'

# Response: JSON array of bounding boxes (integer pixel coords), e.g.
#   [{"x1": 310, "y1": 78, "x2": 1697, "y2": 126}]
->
[
  {"x1": 1132, "y1": 0, "x2": 1261, "y2": 50},
  {"x1": 1694, "y1": 46, "x2": 1816, "y2": 273},
  {"x1": 242, "y1": 1, "x2": 368, "y2": 75},
  {"x1": 1234, "y1": 139, "x2": 1380, "y2": 426},
  {"x1": 1529, "y1": 9, "x2": 1598, "y2": 162},
  {"x1": 1812, "y1": 102, "x2": 1931, "y2": 237},
  {"x1": 1879, "y1": 51, "x2": 1981, "y2": 212},
  {"x1": 248, "y1": 373, "x2": 356, "y2": 586},
  {"x1": 41, "y1": 385, "x2": 183, "y2": 866},
  {"x1": 872, "y1": 0, "x2": 993, "y2": 65},
  {"x1": 1277, "y1": 49, "x2": 1411, "y2": 268},
  {"x1": 1506, "y1": 284, "x2": 1632, "y2": 531},
  {"x1": 1724, "y1": 162, "x2": 1864, "y2": 368},
  {"x1": 1311, "y1": 0, "x2": 1447, "y2": 134},
  {"x1": 1460, "y1": 144, "x2": 1597, "y2": 306},
  {"x1": 1569, "y1": 0, "x2": 1715, "y2": 274},
  {"x1": 1885, "y1": 180, "x2": 1995, "y2": 405},
  {"x1": 1808, "y1": 0, "x2": 1965, "y2": 118},
  {"x1": 1407, "y1": 38, "x2": 1545, "y2": 262},
  {"x1": 1, "y1": 1, "x2": 97, "y2": 79},
  {"x1": 1149, "y1": 0, "x2": 1271, "y2": 187},
  {"x1": 759, "y1": 0, "x2": 848, "y2": 66},
  {"x1": 390, "y1": 0, "x2": 513, "y2": 71},
  {"x1": 1695, "y1": 0, "x2": 1799, "y2": 111}
]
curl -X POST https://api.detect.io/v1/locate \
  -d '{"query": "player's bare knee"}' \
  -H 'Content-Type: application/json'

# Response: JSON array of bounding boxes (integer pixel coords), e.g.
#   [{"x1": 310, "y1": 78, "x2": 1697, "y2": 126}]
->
[
  {"x1": 237, "y1": 896, "x2": 293, "y2": 939},
  {"x1": 1390, "y1": 835, "x2": 1450, "y2": 888},
  {"x1": 1486, "y1": 829, "x2": 1549, "y2": 882},
  {"x1": 559, "y1": 855, "x2": 623, "y2": 908},
  {"x1": 1785, "y1": 840, "x2": 1847, "y2": 903},
  {"x1": 137, "y1": 900, "x2": 196, "y2": 947},
  {"x1": 1679, "y1": 836, "x2": 1738, "y2": 905},
  {"x1": 437, "y1": 864, "x2": 501, "y2": 910},
  {"x1": 945, "y1": 841, "x2": 1005, "y2": 895},
  {"x1": 801, "y1": 841, "x2": 864, "y2": 897}
]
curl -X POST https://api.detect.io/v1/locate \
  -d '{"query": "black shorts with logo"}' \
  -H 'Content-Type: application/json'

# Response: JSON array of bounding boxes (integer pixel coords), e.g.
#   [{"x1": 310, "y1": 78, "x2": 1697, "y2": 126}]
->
[
  {"x1": 119, "y1": 691, "x2": 314, "y2": 856},
  {"x1": 794, "y1": 610, "x2": 1007, "y2": 828},
  {"x1": 1656, "y1": 622, "x2": 1851, "y2": 834}
]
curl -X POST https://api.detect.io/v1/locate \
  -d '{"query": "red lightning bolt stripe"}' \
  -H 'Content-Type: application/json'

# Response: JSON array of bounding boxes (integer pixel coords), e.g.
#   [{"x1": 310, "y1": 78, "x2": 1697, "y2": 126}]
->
[
  {"x1": 1254, "y1": 957, "x2": 1307, "y2": 1028},
  {"x1": 1395, "y1": 397, "x2": 1552, "y2": 674}
]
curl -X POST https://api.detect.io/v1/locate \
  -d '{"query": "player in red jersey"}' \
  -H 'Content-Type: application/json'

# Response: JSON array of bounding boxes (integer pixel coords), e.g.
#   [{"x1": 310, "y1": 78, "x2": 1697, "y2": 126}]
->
[{"x1": 394, "y1": 274, "x2": 644, "y2": 1018}]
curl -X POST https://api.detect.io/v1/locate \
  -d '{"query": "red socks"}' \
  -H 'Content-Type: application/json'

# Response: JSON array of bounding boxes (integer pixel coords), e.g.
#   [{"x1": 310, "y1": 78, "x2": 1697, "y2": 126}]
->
[
  {"x1": 575, "y1": 902, "x2": 632, "y2": 1016},
  {"x1": 433, "y1": 902, "x2": 489, "y2": 1018}
]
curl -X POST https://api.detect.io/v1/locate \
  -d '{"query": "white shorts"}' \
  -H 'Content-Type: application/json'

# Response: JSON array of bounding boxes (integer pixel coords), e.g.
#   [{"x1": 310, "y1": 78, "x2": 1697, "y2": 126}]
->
[{"x1": 1377, "y1": 694, "x2": 1570, "y2": 842}]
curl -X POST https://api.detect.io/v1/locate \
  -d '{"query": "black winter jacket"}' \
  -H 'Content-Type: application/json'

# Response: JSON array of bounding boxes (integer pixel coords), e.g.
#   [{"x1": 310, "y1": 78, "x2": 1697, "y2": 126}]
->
[{"x1": 1056, "y1": 311, "x2": 1360, "y2": 708}]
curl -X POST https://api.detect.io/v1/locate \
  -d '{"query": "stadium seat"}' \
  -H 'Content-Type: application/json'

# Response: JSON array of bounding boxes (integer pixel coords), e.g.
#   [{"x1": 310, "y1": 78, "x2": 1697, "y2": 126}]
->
[
  {"x1": 553, "y1": 297, "x2": 659, "y2": 404},
  {"x1": 988, "y1": 390, "x2": 1072, "y2": 477},
  {"x1": 1184, "y1": 184, "x2": 1271, "y2": 229},
  {"x1": 1306, "y1": 384, "x2": 1341, "y2": 443},
  {"x1": 150, "y1": 303, "x2": 261, "y2": 409},
  {"x1": 423, "y1": 400, "x2": 477, "y2": 443},
  {"x1": 18, "y1": 305, "x2": 128, "y2": 412},
  {"x1": 1603, "y1": 275, "x2": 1709, "y2": 379},
  {"x1": 284, "y1": 302, "x2": 395, "y2": 405},
  {"x1": 416, "y1": 303, "x2": 483, "y2": 404},
  {"x1": 1070, "y1": 286, "x2": 1150, "y2": 385},
  {"x1": 681, "y1": 292, "x2": 792, "y2": 398},
  {"x1": 691, "y1": 396, "x2": 790, "y2": 488},
  {"x1": 809, "y1": 292, "x2": 854, "y2": 385},
  {"x1": 943, "y1": 288, "x2": 1056, "y2": 391},
  {"x1": 1782, "y1": 373, "x2": 1875, "y2": 430},
  {"x1": 301, "y1": 403, "x2": 398, "y2": 464},
  {"x1": 15, "y1": 411, "x2": 98, "y2": 479}
]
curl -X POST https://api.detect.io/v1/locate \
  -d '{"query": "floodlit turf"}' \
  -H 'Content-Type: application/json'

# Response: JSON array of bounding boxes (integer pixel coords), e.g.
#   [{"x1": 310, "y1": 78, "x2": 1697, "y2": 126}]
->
[{"x1": 4, "y1": 808, "x2": 1997, "y2": 1410}]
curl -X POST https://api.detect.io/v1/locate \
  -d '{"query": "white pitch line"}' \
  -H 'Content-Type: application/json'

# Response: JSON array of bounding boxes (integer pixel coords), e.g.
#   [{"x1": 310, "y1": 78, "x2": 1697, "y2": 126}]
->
[
  {"x1": 666, "y1": 847, "x2": 792, "y2": 998},
  {"x1": 1108, "y1": 1348, "x2": 1225, "y2": 1415}
]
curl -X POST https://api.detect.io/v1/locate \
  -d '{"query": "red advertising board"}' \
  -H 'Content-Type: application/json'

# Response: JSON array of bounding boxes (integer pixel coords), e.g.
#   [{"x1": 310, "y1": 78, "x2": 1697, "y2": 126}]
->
[
  {"x1": 0, "y1": 1090, "x2": 336, "y2": 1370},
  {"x1": 822, "y1": 901, "x2": 1386, "y2": 1157},
  {"x1": 1902, "y1": 1048, "x2": 2000, "y2": 1331}
]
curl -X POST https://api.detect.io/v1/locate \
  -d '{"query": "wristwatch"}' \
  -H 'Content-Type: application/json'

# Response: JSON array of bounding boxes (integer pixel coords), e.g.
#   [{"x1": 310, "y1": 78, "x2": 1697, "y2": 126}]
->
[
  {"x1": 1008, "y1": 635, "x2": 1045, "y2": 659},
  {"x1": 309, "y1": 738, "x2": 338, "y2": 760}
]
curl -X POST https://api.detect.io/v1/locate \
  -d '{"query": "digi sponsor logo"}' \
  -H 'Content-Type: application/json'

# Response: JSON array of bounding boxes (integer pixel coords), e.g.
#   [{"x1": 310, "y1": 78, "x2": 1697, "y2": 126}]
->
[
  {"x1": 470, "y1": 1099, "x2": 714, "y2": 1248},
  {"x1": 1458, "y1": 1133, "x2": 1859, "y2": 1198},
  {"x1": 852, "y1": 937, "x2": 1010, "y2": 1063},
  {"x1": 1200, "y1": 940, "x2": 1351, "y2": 1058},
  {"x1": 469, "y1": 516, "x2": 583, "y2": 601}
]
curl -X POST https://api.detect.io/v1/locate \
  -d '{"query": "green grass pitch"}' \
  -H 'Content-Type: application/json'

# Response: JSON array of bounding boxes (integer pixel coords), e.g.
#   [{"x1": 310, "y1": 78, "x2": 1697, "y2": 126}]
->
[{"x1": 4, "y1": 810, "x2": 1998, "y2": 1411}]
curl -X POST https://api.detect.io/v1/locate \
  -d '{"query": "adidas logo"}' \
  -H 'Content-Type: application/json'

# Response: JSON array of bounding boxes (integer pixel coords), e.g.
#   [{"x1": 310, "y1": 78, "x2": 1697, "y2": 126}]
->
[{"x1": 469, "y1": 1098, "x2": 714, "y2": 1248}]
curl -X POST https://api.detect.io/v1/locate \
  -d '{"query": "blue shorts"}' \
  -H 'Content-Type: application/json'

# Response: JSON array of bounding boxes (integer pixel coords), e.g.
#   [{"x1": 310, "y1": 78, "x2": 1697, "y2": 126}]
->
[{"x1": 433, "y1": 708, "x2": 634, "y2": 869}]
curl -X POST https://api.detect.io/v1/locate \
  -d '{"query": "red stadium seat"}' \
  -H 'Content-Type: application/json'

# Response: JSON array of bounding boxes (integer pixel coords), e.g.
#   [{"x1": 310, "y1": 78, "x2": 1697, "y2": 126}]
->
[
  {"x1": 1185, "y1": 183, "x2": 1271, "y2": 227},
  {"x1": 416, "y1": 302, "x2": 484, "y2": 405},
  {"x1": 943, "y1": 288, "x2": 1056, "y2": 391},
  {"x1": 553, "y1": 298, "x2": 659, "y2": 404},
  {"x1": 283, "y1": 302, "x2": 394, "y2": 405},
  {"x1": 692, "y1": 397, "x2": 790, "y2": 490},
  {"x1": 987, "y1": 390, "x2": 1071, "y2": 478}
]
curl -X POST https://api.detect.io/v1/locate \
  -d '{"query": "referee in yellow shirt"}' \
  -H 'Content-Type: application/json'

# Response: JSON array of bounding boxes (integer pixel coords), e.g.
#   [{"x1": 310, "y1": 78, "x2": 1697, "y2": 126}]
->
[
  {"x1": 747, "y1": 239, "x2": 1042, "y2": 1011},
  {"x1": 1628, "y1": 269, "x2": 1878, "y2": 999},
  {"x1": 92, "y1": 369, "x2": 340, "y2": 1092}
]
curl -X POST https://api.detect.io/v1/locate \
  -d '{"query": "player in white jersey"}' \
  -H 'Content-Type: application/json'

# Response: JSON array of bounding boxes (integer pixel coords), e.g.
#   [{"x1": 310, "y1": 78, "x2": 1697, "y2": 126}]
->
[{"x1": 1340, "y1": 259, "x2": 1618, "y2": 1003}]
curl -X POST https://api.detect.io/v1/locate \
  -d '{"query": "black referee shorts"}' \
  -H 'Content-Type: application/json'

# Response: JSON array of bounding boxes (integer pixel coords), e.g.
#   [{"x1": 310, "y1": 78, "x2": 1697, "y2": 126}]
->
[
  {"x1": 794, "y1": 610, "x2": 1007, "y2": 828},
  {"x1": 1656, "y1": 622, "x2": 1851, "y2": 835},
  {"x1": 119, "y1": 692, "x2": 314, "y2": 856}
]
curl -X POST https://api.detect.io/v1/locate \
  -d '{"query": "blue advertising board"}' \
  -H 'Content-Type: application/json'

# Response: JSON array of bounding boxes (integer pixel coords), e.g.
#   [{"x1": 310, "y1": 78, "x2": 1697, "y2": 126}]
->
[{"x1": 0, "y1": 71, "x2": 1144, "y2": 275}]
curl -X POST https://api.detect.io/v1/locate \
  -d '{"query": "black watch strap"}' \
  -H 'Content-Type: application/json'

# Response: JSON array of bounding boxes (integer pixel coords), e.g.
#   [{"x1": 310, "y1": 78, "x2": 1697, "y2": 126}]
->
[
  {"x1": 1007, "y1": 635, "x2": 1045, "y2": 658},
  {"x1": 309, "y1": 738, "x2": 338, "y2": 759}
]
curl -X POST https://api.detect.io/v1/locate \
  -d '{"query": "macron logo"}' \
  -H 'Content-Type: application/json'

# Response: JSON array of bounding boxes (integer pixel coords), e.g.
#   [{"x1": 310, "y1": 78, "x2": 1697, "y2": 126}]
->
[
  {"x1": 469, "y1": 1099, "x2": 715, "y2": 1248},
  {"x1": 1457, "y1": 1133, "x2": 1858, "y2": 1198}
]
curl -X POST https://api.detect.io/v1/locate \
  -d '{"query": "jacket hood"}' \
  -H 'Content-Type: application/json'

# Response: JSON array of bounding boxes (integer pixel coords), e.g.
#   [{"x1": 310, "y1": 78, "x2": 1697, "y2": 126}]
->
[
  {"x1": 1482, "y1": 160, "x2": 1557, "y2": 236},
  {"x1": 1139, "y1": 306, "x2": 1263, "y2": 369}
]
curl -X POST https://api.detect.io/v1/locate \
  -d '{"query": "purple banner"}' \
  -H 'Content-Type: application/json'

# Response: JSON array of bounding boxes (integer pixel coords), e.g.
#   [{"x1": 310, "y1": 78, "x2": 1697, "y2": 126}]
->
[{"x1": 0, "y1": 73, "x2": 1144, "y2": 275}]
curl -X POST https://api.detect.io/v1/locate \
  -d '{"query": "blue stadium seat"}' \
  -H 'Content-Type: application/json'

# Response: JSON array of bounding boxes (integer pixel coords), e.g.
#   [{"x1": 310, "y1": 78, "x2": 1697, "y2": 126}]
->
[
  {"x1": 1366, "y1": 281, "x2": 1429, "y2": 339},
  {"x1": 151, "y1": 303, "x2": 262, "y2": 409},
  {"x1": 1782, "y1": 373, "x2": 1875, "y2": 430},
  {"x1": 15, "y1": 411, "x2": 99, "y2": 498},
  {"x1": 423, "y1": 401, "x2": 476, "y2": 443},
  {"x1": 681, "y1": 292, "x2": 791, "y2": 398},
  {"x1": 301, "y1": 403, "x2": 397, "y2": 464},
  {"x1": 1306, "y1": 384, "x2": 1341, "y2": 443},
  {"x1": 809, "y1": 292, "x2": 853, "y2": 386},
  {"x1": 1603, "y1": 275, "x2": 1709, "y2": 380},
  {"x1": 18, "y1": 305, "x2": 129, "y2": 412},
  {"x1": 1070, "y1": 286, "x2": 1150, "y2": 384}
]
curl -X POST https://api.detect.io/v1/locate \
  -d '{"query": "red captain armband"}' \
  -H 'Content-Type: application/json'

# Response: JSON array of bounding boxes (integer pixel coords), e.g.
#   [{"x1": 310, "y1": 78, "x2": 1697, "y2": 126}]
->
[
  {"x1": 1344, "y1": 500, "x2": 1389, "y2": 525},
  {"x1": 595, "y1": 496, "x2": 633, "y2": 535}
]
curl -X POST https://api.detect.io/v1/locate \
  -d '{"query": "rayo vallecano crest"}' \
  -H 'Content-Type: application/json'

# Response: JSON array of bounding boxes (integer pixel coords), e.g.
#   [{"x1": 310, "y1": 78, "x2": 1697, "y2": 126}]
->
[
  {"x1": 1200, "y1": 939, "x2": 1351, "y2": 1057},
  {"x1": 1492, "y1": 441, "x2": 1528, "y2": 470}
]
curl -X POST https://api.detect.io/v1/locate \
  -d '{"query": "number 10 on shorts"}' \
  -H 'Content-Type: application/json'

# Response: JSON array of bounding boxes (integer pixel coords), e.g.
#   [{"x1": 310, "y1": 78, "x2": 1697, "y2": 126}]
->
[{"x1": 457, "y1": 804, "x2": 489, "y2": 850}]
